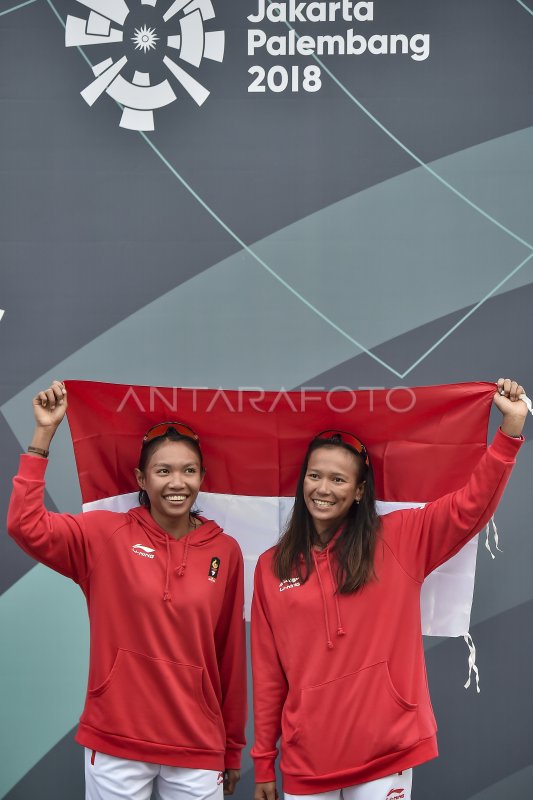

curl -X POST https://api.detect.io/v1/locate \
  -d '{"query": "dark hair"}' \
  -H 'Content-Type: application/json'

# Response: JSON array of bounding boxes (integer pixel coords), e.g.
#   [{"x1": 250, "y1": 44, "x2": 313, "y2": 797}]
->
[
  {"x1": 273, "y1": 436, "x2": 381, "y2": 594},
  {"x1": 137, "y1": 428, "x2": 204, "y2": 509}
]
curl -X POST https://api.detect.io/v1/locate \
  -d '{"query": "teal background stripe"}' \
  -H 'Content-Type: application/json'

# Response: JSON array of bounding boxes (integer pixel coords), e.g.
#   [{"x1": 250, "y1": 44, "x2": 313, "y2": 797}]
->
[
  {"x1": 0, "y1": 0, "x2": 39, "y2": 18},
  {"x1": 0, "y1": 567, "x2": 88, "y2": 796}
]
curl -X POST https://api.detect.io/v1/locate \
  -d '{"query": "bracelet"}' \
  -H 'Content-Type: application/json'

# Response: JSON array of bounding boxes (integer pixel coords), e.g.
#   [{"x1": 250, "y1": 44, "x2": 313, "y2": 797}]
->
[
  {"x1": 27, "y1": 445, "x2": 49, "y2": 458},
  {"x1": 499, "y1": 427, "x2": 522, "y2": 439}
]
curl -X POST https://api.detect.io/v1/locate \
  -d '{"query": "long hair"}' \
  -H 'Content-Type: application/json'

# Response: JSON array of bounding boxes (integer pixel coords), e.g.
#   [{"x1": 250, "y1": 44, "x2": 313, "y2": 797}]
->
[
  {"x1": 273, "y1": 438, "x2": 381, "y2": 594},
  {"x1": 137, "y1": 428, "x2": 204, "y2": 512}
]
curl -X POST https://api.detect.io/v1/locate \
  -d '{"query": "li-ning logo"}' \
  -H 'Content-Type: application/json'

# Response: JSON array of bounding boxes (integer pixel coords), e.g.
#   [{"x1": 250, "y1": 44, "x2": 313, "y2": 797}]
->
[
  {"x1": 217, "y1": 772, "x2": 224, "y2": 786},
  {"x1": 132, "y1": 543, "x2": 156, "y2": 559},
  {"x1": 208, "y1": 556, "x2": 221, "y2": 582},
  {"x1": 279, "y1": 578, "x2": 301, "y2": 592},
  {"x1": 386, "y1": 790, "x2": 405, "y2": 800},
  {"x1": 65, "y1": 0, "x2": 225, "y2": 131}
]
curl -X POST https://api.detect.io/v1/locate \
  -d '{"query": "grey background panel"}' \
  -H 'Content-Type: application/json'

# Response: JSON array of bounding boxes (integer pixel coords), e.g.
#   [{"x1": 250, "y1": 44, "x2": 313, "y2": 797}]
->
[
  {"x1": 1, "y1": 0, "x2": 532, "y2": 797},
  {"x1": 3, "y1": 729, "x2": 85, "y2": 800},
  {"x1": 418, "y1": 600, "x2": 533, "y2": 799}
]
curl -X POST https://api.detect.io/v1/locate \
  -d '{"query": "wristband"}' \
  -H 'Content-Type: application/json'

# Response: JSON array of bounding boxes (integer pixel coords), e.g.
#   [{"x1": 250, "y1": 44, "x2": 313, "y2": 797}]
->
[{"x1": 27, "y1": 445, "x2": 49, "y2": 458}]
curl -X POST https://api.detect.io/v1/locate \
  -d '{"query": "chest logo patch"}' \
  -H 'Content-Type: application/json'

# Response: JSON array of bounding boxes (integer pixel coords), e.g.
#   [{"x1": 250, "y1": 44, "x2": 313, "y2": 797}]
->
[
  {"x1": 279, "y1": 578, "x2": 301, "y2": 592},
  {"x1": 208, "y1": 556, "x2": 221, "y2": 582},
  {"x1": 132, "y1": 544, "x2": 155, "y2": 559}
]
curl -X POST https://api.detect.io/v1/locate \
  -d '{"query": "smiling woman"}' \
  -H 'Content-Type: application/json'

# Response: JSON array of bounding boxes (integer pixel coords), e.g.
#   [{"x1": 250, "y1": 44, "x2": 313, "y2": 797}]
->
[
  {"x1": 274, "y1": 429, "x2": 380, "y2": 596},
  {"x1": 251, "y1": 380, "x2": 527, "y2": 800},
  {"x1": 7, "y1": 384, "x2": 247, "y2": 800},
  {"x1": 304, "y1": 446, "x2": 365, "y2": 535},
  {"x1": 135, "y1": 423, "x2": 205, "y2": 539}
]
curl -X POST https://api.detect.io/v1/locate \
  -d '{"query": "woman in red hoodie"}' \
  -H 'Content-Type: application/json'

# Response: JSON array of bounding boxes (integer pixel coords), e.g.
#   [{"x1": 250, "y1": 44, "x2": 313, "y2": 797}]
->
[
  {"x1": 8, "y1": 380, "x2": 246, "y2": 800},
  {"x1": 251, "y1": 379, "x2": 527, "y2": 800}
]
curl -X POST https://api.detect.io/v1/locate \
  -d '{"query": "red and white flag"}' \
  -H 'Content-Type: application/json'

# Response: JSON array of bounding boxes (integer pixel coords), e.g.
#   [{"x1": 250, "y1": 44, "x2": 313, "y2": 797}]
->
[{"x1": 65, "y1": 380, "x2": 496, "y2": 635}]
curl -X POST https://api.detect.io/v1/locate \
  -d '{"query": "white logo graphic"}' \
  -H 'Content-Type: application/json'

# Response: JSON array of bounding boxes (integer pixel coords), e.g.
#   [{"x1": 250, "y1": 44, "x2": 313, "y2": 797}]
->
[
  {"x1": 65, "y1": 0, "x2": 225, "y2": 131},
  {"x1": 132, "y1": 543, "x2": 156, "y2": 558},
  {"x1": 132, "y1": 25, "x2": 159, "y2": 53},
  {"x1": 279, "y1": 577, "x2": 301, "y2": 592}
]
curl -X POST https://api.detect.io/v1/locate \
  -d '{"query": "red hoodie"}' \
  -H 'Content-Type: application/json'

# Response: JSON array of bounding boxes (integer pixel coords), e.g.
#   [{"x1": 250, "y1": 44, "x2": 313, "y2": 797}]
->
[
  {"x1": 8, "y1": 454, "x2": 246, "y2": 770},
  {"x1": 251, "y1": 429, "x2": 522, "y2": 793}
]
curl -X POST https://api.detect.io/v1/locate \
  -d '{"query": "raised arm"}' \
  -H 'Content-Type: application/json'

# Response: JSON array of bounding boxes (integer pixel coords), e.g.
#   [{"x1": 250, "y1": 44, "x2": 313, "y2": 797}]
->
[
  {"x1": 386, "y1": 378, "x2": 528, "y2": 580},
  {"x1": 28, "y1": 379, "x2": 68, "y2": 457},
  {"x1": 7, "y1": 381, "x2": 95, "y2": 582}
]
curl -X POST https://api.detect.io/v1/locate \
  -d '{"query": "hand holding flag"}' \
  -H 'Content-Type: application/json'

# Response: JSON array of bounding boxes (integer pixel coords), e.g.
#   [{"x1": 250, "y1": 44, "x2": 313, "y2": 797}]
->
[{"x1": 494, "y1": 377, "x2": 528, "y2": 437}]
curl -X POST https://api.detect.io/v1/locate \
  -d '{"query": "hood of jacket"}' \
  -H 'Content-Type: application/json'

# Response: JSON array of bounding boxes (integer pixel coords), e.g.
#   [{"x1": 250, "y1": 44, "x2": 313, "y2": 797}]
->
[
  {"x1": 127, "y1": 506, "x2": 223, "y2": 600},
  {"x1": 127, "y1": 505, "x2": 222, "y2": 546}
]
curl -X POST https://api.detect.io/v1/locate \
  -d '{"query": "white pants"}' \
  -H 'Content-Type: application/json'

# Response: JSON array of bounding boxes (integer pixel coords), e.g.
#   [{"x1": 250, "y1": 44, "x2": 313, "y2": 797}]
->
[
  {"x1": 285, "y1": 769, "x2": 412, "y2": 800},
  {"x1": 85, "y1": 750, "x2": 224, "y2": 800}
]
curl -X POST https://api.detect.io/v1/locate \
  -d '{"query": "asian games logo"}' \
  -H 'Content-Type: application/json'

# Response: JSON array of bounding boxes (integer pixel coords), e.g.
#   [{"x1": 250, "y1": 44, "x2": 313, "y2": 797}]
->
[{"x1": 65, "y1": 0, "x2": 225, "y2": 131}]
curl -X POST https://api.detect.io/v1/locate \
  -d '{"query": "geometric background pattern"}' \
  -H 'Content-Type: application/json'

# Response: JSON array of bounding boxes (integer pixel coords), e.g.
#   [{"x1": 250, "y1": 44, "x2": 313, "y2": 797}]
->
[{"x1": 1, "y1": 0, "x2": 533, "y2": 796}]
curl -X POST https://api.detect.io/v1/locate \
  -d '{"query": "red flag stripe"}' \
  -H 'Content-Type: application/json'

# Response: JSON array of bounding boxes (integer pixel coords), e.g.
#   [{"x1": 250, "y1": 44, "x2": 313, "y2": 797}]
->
[{"x1": 65, "y1": 381, "x2": 494, "y2": 505}]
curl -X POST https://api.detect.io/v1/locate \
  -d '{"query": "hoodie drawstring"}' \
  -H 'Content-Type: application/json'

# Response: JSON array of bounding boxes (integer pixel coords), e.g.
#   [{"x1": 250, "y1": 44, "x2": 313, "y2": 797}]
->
[
  {"x1": 176, "y1": 535, "x2": 190, "y2": 577},
  {"x1": 313, "y1": 550, "x2": 334, "y2": 649},
  {"x1": 127, "y1": 508, "x2": 221, "y2": 603},
  {"x1": 163, "y1": 534, "x2": 191, "y2": 599},
  {"x1": 163, "y1": 536, "x2": 172, "y2": 602},
  {"x1": 326, "y1": 549, "x2": 346, "y2": 637}
]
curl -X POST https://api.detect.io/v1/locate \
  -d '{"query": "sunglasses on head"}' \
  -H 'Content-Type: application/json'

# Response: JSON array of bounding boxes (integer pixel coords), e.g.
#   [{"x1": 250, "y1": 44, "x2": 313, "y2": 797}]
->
[
  {"x1": 143, "y1": 421, "x2": 200, "y2": 444},
  {"x1": 315, "y1": 429, "x2": 369, "y2": 465}
]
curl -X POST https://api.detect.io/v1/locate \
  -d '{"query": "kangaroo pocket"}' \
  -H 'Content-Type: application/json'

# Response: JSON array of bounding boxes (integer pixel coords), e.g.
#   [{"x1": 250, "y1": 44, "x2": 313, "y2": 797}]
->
[
  {"x1": 287, "y1": 662, "x2": 419, "y2": 776},
  {"x1": 82, "y1": 649, "x2": 223, "y2": 749}
]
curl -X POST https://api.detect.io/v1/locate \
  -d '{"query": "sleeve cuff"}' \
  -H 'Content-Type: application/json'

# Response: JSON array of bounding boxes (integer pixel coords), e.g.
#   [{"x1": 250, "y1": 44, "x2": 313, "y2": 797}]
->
[
  {"x1": 252, "y1": 757, "x2": 277, "y2": 783},
  {"x1": 18, "y1": 453, "x2": 48, "y2": 479},
  {"x1": 491, "y1": 427, "x2": 524, "y2": 460}
]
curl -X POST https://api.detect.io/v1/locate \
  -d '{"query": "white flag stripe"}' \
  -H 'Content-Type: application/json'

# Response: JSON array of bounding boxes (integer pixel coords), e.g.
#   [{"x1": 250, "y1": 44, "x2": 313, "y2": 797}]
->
[{"x1": 83, "y1": 492, "x2": 478, "y2": 636}]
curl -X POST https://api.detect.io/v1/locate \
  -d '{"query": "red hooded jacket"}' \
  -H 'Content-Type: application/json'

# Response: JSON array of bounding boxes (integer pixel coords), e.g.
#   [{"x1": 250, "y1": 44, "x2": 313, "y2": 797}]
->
[
  {"x1": 251, "y1": 429, "x2": 522, "y2": 793},
  {"x1": 8, "y1": 454, "x2": 246, "y2": 770}
]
